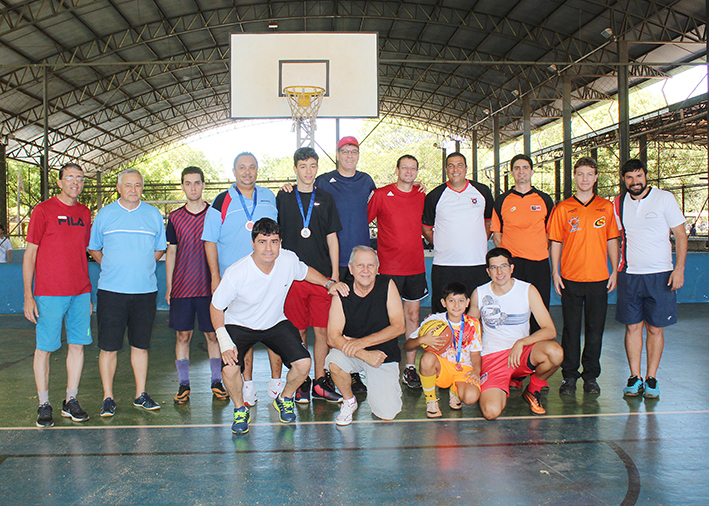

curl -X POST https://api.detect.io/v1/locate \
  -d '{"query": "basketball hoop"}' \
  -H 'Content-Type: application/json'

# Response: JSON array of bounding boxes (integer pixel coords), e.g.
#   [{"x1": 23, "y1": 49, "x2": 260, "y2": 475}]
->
[{"x1": 283, "y1": 85, "x2": 325, "y2": 132}]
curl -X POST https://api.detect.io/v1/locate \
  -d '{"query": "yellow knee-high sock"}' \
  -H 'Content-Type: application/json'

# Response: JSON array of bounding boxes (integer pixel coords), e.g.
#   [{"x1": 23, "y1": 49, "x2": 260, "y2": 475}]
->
[{"x1": 420, "y1": 374, "x2": 437, "y2": 402}]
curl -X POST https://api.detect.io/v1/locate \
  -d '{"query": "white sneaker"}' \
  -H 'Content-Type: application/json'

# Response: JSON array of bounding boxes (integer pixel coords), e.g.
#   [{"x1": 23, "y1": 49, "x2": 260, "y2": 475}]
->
[
  {"x1": 268, "y1": 378, "x2": 285, "y2": 399},
  {"x1": 243, "y1": 382, "x2": 258, "y2": 407},
  {"x1": 335, "y1": 398, "x2": 358, "y2": 426}
]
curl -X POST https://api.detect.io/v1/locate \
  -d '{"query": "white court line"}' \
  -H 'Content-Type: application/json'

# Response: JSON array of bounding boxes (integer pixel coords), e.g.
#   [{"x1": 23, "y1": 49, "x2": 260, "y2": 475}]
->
[{"x1": 2, "y1": 409, "x2": 709, "y2": 431}]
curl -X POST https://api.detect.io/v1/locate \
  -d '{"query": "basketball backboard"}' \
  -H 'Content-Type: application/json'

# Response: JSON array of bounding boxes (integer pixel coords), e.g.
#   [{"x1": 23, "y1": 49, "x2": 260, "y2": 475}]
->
[{"x1": 230, "y1": 33, "x2": 379, "y2": 119}]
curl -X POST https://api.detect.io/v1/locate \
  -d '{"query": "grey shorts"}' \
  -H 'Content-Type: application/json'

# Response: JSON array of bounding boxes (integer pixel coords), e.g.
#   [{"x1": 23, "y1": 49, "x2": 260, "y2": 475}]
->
[{"x1": 325, "y1": 348, "x2": 402, "y2": 420}]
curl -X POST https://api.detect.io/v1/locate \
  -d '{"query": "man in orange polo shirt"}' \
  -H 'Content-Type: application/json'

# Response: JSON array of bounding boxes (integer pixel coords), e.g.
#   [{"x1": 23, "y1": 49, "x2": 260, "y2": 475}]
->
[
  {"x1": 492, "y1": 154, "x2": 554, "y2": 330},
  {"x1": 548, "y1": 157, "x2": 619, "y2": 396},
  {"x1": 492, "y1": 154, "x2": 555, "y2": 392}
]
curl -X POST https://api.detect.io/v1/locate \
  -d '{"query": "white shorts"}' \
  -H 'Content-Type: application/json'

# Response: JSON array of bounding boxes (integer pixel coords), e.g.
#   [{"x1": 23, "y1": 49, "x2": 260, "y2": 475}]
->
[{"x1": 325, "y1": 348, "x2": 402, "y2": 421}]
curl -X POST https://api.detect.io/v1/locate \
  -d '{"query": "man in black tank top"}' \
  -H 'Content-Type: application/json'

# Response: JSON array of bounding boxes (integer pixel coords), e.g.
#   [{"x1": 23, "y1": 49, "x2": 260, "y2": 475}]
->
[{"x1": 325, "y1": 246, "x2": 406, "y2": 425}]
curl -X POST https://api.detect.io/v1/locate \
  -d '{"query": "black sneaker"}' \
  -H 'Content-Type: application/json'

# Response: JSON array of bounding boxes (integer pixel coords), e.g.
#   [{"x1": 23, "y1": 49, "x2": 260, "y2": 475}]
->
[
  {"x1": 133, "y1": 392, "x2": 161, "y2": 411},
  {"x1": 174, "y1": 384, "x2": 191, "y2": 404},
  {"x1": 559, "y1": 378, "x2": 577, "y2": 395},
  {"x1": 61, "y1": 398, "x2": 89, "y2": 422},
  {"x1": 36, "y1": 403, "x2": 54, "y2": 428},
  {"x1": 295, "y1": 377, "x2": 312, "y2": 404},
  {"x1": 351, "y1": 372, "x2": 367, "y2": 394},
  {"x1": 211, "y1": 382, "x2": 229, "y2": 401},
  {"x1": 583, "y1": 378, "x2": 601, "y2": 394},
  {"x1": 100, "y1": 397, "x2": 116, "y2": 417},
  {"x1": 402, "y1": 366, "x2": 422, "y2": 389},
  {"x1": 312, "y1": 375, "x2": 342, "y2": 403}
]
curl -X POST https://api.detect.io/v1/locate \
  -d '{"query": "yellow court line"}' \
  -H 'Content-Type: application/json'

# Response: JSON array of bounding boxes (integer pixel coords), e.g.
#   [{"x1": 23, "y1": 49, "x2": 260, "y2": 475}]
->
[{"x1": 2, "y1": 409, "x2": 709, "y2": 431}]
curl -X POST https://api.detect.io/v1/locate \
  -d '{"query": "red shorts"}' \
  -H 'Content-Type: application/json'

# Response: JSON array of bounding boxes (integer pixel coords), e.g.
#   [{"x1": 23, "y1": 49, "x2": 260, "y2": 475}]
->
[
  {"x1": 284, "y1": 280, "x2": 332, "y2": 330},
  {"x1": 480, "y1": 345, "x2": 535, "y2": 395}
]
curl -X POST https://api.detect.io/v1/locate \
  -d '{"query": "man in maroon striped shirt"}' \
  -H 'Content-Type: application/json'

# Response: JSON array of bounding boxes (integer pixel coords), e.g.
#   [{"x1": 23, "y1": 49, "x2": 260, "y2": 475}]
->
[{"x1": 166, "y1": 166, "x2": 228, "y2": 404}]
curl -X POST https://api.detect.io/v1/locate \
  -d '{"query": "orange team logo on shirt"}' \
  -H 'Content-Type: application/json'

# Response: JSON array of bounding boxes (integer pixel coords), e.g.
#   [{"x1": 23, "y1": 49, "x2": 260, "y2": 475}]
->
[
  {"x1": 530, "y1": 205, "x2": 542, "y2": 211},
  {"x1": 510, "y1": 206, "x2": 517, "y2": 212},
  {"x1": 593, "y1": 216, "x2": 607, "y2": 228},
  {"x1": 568, "y1": 216, "x2": 580, "y2": 232}
]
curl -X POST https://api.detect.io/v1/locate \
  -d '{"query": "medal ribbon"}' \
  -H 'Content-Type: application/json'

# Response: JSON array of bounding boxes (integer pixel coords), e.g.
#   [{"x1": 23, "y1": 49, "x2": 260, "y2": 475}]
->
[
  {"x1": 234, "y1": 186, "x2": 257, "y2": 223},
  {"x1": 446, "y1": 315, "x2": 464, "y2": 366},
  {"x1": 295, "y1": 187, "x2": 315, "y2": 230}
]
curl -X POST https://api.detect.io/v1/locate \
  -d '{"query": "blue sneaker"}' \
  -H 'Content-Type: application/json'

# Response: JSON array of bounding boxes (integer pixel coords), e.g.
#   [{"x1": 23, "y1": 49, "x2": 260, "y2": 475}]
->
[
  {"x1": 133, "y1": 392, "x2": 161, "y2": 411},
  {"x1": 273, "y1": 395, "x2": 296, "y2": 423},
  {"x1": 231, "y1": 406, "x2": 250, "y2": 434},
  {"x1": 623, "y1": 376, "x2": 644, "y2": 397},
  {"x1": 643, "y1": 377, "x2": 660, "y2": 399}
]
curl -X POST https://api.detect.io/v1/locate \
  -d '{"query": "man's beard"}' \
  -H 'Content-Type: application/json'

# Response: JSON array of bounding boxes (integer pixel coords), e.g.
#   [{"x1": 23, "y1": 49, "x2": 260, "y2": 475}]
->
[{"x1": 627, "y1": 182, "x2": 646, "y2": 196}]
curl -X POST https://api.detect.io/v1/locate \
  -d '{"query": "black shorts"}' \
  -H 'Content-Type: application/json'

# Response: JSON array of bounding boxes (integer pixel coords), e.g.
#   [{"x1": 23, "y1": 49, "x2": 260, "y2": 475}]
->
[
  {"x1": 97, "y1": 290, "x2": 157, "y2": 352},
  {"x1": 510, "y1": 257, "x2": 551, "y2": 308},
  {"x1": 389, "y1": 272, "x2": 429, "y2": 302},
  {"x1": 224, "y1": 320, "x2": 311, "y2": 369},
  {"x1": 169, "y1": 296, "x2": 214, "y2": 333},
  {"x1": 430, "y1": 264, "x2": 489, "y2": 313}
]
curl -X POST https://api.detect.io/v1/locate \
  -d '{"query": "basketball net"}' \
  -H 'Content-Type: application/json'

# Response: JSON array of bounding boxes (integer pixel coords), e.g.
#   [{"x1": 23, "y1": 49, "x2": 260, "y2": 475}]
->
[{"x1": 283, "y1": 85, "x2": 325, "y2": 133}]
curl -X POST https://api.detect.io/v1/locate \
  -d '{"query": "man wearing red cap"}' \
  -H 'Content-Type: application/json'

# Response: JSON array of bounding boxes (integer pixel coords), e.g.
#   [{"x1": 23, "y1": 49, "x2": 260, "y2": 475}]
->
[
  {"x1": 315, "y1": 136, "x2": 376, "y2": 281},
  {"x1": 314, "y1": 136, "x2": 376, "y2": 393}
]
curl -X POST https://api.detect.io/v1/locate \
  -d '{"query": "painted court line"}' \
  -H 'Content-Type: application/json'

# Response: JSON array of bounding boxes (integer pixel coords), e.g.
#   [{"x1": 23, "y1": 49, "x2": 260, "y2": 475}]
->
[{"x1": 1, "y1": 409, "x2": 708, "y2": 431}]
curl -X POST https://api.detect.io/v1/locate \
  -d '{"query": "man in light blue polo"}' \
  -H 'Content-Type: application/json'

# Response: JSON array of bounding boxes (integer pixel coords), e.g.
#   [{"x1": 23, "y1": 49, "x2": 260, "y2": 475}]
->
[
  {"x1": 202, "y1": 152, "x2": 282, "y2": 406},
  {"x1": 88, "y1": 168, "x2": 167, "y2": 417}
]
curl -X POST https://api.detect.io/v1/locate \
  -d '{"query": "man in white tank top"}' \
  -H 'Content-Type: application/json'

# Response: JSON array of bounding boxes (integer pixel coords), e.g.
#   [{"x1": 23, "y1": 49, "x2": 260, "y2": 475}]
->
[{"x1": 468, "y1": 248, "x2": 563, "y2": 419}]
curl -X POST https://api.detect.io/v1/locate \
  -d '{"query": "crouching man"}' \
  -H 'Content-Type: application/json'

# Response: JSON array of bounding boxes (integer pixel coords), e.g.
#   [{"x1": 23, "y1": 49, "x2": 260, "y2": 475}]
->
[
  {"x1": 326, "y1": 246, "x2": 406, "y2": 425},
  {"x1": 210, "y1": 218, "x2": 347, "y2": 434}
]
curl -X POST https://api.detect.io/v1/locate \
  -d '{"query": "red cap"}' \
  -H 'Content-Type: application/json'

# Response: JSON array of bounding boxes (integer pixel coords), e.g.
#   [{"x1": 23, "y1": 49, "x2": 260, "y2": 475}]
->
[{"x1": 337, "y1": 136, "x2": 359, "y2": 150}]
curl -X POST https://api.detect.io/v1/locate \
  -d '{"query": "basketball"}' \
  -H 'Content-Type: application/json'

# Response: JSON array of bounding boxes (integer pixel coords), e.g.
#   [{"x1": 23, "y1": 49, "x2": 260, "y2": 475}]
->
[{"x1": 418, "y1": 319, "x2": 453, "y2": 355}]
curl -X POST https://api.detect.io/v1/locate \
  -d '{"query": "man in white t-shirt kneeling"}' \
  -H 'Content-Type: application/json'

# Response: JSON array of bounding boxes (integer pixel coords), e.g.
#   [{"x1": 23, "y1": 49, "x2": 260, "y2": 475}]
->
[{"x1": 210, "y1": 218, "x2": 348, "y2": 434}]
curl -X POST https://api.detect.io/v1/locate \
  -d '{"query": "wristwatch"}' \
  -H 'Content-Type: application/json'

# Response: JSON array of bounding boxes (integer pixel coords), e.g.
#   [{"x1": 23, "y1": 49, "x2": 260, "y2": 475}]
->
[{"x1": 325, "y1": 279, "x2": 336, "y2": 290}]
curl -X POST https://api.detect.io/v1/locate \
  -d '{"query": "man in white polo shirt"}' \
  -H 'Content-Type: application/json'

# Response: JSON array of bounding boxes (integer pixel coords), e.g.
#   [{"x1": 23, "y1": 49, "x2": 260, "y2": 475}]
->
[
  {"x1": 614, "y1": 159, "x2": 687, "y2": 399},
  {"x1": 423, "y1": 152, "x2": 494, "y2": 313},
  {"x1": 88, "y1": 168, "x2": 167, "y2": 417}
]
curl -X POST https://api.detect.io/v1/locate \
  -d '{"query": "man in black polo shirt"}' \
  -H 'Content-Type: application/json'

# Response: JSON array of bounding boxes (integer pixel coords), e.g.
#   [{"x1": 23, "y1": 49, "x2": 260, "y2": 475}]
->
[{"x1": 277, "y1": 147, "x2": 343, "y2": 403}]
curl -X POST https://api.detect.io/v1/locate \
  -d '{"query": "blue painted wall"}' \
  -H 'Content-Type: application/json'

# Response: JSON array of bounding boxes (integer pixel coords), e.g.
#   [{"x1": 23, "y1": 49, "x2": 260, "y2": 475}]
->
[{"x1": 2, "y1": 253, "x2": 707, "y2": 314}]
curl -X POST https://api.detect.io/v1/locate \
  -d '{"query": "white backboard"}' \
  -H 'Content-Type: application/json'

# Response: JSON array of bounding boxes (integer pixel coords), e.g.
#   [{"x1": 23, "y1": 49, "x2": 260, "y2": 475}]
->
[{"x1": 230, "y1": 32, "x2": 379, "y2": 119}]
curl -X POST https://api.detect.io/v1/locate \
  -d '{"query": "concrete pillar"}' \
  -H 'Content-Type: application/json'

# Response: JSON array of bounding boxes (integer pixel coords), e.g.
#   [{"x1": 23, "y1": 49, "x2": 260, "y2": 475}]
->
[
  {"x1": 562, "y1": 74, "x2": 573, "y2": 199},
  {"x1": 639, "y1": 134, "x2": 647, "y2": 165},
  {"x1": 441, "y1": 148, "x2": 447, "y2": 184},
  {"x1": 555, "y1": 159, "x2": 561, "y2": 203},
  {"x1": 97, "y1": 171, "x2": 103, "y2": 210},
  {"x1": 493, "y1": 115, "x2": 500, "y2": 197},
  {"x1": 0, "y1": 143, "x2": 6, "y2": 229},
  {"x1": 523, "y1": 95, "x2": 531, "y2": 157},
  {"x1": 618, "y1": 40, "x2": 630, "y2": 168},
  {"x1": 41, "y1": 67, "x2": 49, "y2": 202},
  {"x1": 471, "y1": 130, "x2": 478, "y2": 182}
]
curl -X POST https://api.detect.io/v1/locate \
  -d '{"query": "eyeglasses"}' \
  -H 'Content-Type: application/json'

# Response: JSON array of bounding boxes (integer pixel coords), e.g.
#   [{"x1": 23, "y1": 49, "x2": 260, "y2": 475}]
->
[
  {"x1": 488, "y1": 263, "x2": 510, "y2": 271},
  {"x1": 63, "y1": 175, "x2": 85, "y2": 182},
  {"x1": 339, "y1": 149, "x2": 359, "y2": 155}
]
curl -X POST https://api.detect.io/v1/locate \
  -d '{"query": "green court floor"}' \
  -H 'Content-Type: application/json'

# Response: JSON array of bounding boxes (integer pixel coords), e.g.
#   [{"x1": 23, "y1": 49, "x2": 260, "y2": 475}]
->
[{"x1": 1, "y1": 305, "x2": 708, "y2": 505}]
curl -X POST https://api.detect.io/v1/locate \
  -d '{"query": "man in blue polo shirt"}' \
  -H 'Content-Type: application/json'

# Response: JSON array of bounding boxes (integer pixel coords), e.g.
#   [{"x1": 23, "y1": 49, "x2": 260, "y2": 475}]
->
[
  {"x1": 88, "y1": 168, "x2": 167, "y2": 417},
  {"x1": 202, "y1": 152, "x2": 282, "y2": 406}
]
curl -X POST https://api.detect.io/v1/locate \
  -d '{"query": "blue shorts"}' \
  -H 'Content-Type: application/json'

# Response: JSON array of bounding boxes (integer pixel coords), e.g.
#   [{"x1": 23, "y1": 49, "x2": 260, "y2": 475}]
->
[
  {"x1": 615, "y1": 271, "x2": 677, "y2": 328},
  {"x1": 35, "y1": 293, "x2": 92, "y2": 352},
  {"x1": 169, "y1": 296, "x2": 214, "y2": 333}
]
